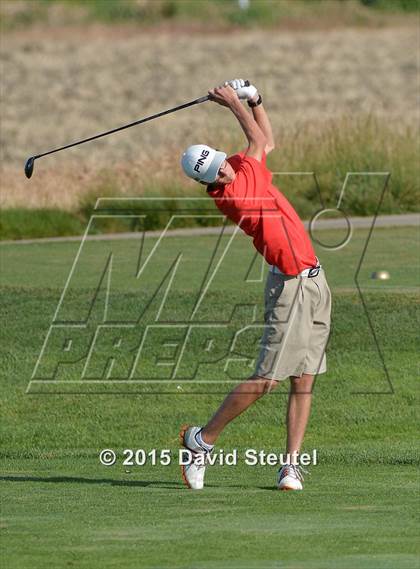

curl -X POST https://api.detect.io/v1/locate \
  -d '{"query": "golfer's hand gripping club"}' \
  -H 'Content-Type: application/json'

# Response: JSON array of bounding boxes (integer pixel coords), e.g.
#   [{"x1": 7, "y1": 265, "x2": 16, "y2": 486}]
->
[
  {"x1": 23, "y1": 81, "x2": 249, "y2": 179},
  {"x1": 224, "y1": 78, "x2": 258, "y2": 101}
]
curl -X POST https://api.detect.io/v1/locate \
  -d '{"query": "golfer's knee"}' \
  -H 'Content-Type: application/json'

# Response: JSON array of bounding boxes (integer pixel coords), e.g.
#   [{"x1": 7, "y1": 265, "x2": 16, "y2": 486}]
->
[
  {"x1": 247, "y1": 375, "x2": 279, "y2": 396},
  {"x1": 290, "y1": 373, "x2": 314, "y2": 393}
]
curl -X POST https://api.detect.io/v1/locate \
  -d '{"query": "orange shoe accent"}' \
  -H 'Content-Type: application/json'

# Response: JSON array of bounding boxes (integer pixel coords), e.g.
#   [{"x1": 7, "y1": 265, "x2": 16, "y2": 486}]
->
[
  {"x1": 180, "y1": 464, "x2": 191, "y2": 489},
  {"x1": 179, "y1": 424, "x2": 190, "y2": 448}
]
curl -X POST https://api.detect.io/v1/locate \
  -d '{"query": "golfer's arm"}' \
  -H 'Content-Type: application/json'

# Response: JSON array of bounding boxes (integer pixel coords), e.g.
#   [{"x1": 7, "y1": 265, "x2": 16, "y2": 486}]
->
[
  {"x1": 251, "y1": 103, "x2": 275, "y2": 154},
  {"x1": 229, "y1": 100, "x2": 266, "y2": 160}
]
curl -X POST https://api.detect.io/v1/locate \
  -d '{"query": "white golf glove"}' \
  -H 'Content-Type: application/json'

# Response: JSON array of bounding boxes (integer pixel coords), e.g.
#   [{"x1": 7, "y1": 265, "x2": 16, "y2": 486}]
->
[{"x1": 224, "y1": 78, "x2": 258, "y2": 101}]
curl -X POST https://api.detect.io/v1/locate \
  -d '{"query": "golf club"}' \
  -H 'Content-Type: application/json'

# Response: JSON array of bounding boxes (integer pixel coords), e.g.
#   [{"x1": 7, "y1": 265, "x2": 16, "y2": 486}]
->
[{"x1": 24, "y1": 82, "x2": 249, "y2": 179}]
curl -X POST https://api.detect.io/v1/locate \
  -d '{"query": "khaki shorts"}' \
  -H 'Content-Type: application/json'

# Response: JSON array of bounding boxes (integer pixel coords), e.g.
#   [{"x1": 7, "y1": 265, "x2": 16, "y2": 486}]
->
[{"x1": 254, "y1": 268, "x2": 332, "y2": 382}]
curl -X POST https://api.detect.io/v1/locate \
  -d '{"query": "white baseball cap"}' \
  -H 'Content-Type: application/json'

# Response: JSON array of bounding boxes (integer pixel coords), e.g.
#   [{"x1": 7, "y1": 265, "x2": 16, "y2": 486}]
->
[{"x1": 181, "y1": 144, "x2": 227, "y2": 184}]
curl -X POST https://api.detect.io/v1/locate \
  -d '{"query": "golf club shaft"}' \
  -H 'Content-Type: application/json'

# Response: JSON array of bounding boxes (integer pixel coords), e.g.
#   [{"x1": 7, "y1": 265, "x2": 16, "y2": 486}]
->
[
  {"x1": 33, "y1": 95, "x2": 210, "y2": 161},
  {"x1": 25, "y1": 81, "x2": 250, "y2": 177}
]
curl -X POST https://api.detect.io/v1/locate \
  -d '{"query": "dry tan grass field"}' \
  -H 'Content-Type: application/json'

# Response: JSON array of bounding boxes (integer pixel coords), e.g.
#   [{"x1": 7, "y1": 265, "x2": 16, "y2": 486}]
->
[{"x1": 0, "y1": 23, "x2": 418, "y2": 210}]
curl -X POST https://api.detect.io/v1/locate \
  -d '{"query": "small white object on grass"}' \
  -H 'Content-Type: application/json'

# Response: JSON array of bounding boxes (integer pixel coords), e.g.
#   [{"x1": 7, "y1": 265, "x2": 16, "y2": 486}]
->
[
  {"x1": 177, "y1": 385, "x2": 182, "y2": 390},
  {"x1": 371, "y1": 270, "x2": 390, "y2": 280},
  {"x1": 238, "y1": 0, "x2": 250, "y2": 9}
]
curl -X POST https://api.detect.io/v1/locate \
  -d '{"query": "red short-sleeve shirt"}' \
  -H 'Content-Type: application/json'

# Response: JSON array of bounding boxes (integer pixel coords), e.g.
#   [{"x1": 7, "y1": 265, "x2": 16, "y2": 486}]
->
[{"x1": 207, "y1": 152, "x2": 317, "y2": 276}]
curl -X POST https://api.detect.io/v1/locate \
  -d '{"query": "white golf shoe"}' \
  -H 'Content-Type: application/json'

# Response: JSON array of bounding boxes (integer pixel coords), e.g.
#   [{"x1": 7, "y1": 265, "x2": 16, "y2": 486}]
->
[
  {"x1": 277, "y1": 464, "x2": 305, "y2": 491},
  {"x1": 179, "y1": 425, "x2": 212, "y2": 490}
]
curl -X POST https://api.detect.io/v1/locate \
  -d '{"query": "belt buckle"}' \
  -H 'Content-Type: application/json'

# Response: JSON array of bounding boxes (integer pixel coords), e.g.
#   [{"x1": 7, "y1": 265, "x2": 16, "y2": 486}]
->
[{"x1": 308, "y1": 266, "x2": 320, "y2": 278}]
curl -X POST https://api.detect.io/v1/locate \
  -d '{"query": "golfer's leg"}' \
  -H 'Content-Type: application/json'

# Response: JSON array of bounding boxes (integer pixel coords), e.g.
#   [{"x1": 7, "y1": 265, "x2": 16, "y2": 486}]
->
[
  {"x1": 201, "y1": 376, "x2": 278, "y2": 445},
  {"x1": 286, "y1": 373, "x2": 314, "y2": 459}
]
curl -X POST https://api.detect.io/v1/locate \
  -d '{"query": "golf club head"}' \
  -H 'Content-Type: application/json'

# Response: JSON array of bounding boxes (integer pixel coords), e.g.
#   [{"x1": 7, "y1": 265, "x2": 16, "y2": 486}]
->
[{"x1": 24, "y1": 157, "x2": 35, "y2": 179}]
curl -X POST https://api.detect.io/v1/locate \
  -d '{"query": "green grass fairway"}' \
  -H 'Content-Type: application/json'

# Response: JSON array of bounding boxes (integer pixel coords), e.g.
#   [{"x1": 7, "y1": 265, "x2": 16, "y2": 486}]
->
[{"x1": 1, "y1": 226, "x2": 419, "y2": 569}]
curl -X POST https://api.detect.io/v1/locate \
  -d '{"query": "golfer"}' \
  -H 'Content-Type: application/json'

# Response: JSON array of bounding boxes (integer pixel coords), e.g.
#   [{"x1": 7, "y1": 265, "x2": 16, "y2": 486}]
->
[{"x1": 180, "y1": 79, "x2": 331, "y2": 490}]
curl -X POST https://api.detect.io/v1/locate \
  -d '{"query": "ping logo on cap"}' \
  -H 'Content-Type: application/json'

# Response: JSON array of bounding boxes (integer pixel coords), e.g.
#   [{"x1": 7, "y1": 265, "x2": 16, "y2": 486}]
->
[{"x1": 193, "y1": 149, "x2": 210, "y2": 173}]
